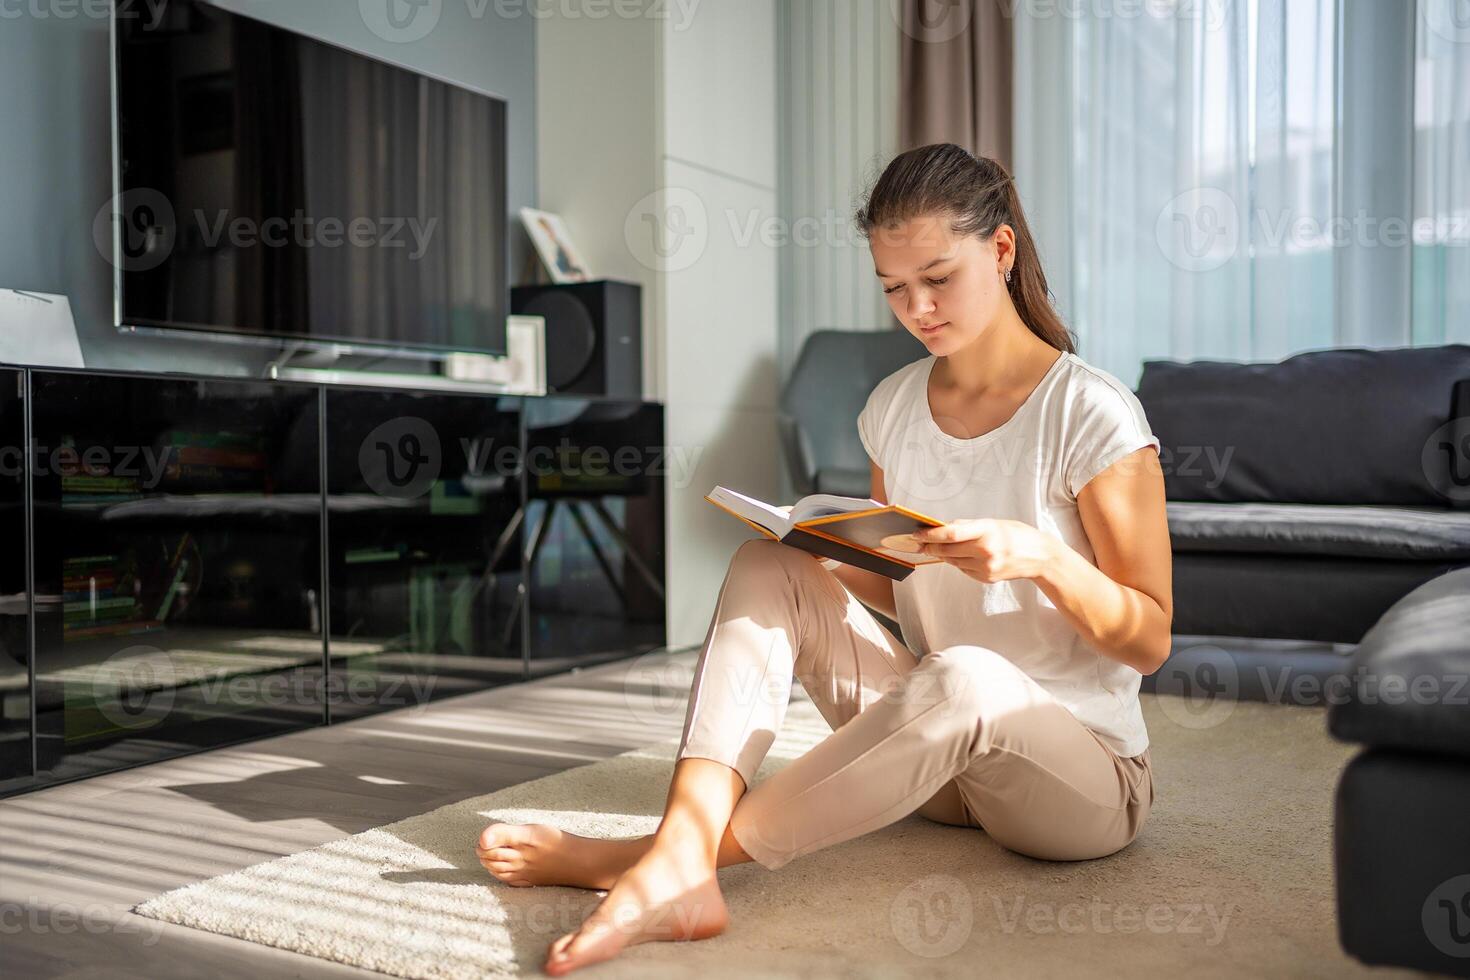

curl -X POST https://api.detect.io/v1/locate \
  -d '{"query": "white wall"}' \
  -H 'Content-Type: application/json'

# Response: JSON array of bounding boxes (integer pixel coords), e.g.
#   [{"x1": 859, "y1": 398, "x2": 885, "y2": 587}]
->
[
  {"x1": 659, "y1": 1, "x2": 781, "y2": 648},
  {"x1": 537, "y1": 1, "x2": 781, "y2": 650}
]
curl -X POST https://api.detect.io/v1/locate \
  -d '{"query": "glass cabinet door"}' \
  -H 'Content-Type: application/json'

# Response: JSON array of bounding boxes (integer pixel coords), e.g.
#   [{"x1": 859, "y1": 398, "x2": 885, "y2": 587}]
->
[
  {"x1": 0, "y1": 370, "x2": 28, "y2": 787},
  {"x1": 28, "y1": 371, "x2": 324, "y2": 782},
  {"x1": 522, "y1": 398, "x2": 666, "y2": 677},
  {"x1": 324, "y1": 388, "x2": 524, "y2": 721}
]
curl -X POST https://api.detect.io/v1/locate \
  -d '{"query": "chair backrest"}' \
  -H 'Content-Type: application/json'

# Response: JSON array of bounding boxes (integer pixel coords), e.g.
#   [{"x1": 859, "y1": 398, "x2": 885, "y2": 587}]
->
[{"x1": 779, "y1": 328, "x2": 928, "y2": 496}]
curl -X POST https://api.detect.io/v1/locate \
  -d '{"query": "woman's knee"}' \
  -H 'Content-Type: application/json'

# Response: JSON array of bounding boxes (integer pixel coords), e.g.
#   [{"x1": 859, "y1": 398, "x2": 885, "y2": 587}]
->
[
  {"x1": 919, "y1": 646, "x2": 1035, "y2": 713},
  {"x1": 732, "y1": 537, "x2": 821, "y2": 581},
  {"x1": 733, "y1": 537, "x2": 783, "y2": 568}
]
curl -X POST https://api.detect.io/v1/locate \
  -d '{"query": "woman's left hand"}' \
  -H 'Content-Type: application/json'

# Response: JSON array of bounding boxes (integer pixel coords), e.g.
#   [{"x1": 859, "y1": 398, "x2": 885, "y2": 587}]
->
[{"x1": 912, "y1": 519, "x2": 1059, "y2": 584}]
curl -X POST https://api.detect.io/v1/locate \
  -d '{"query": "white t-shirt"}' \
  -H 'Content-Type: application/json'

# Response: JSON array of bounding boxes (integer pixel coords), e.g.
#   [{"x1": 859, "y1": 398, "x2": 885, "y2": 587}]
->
[{"x1": 857, "y1": 349, "x2": 1160, "y2": 757}]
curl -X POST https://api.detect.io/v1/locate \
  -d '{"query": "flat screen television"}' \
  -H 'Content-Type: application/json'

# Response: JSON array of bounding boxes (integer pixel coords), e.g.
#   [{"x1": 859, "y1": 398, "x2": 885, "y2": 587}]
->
[{"x1": 112, "y1": 0, "x2": 509, "y2": 357}]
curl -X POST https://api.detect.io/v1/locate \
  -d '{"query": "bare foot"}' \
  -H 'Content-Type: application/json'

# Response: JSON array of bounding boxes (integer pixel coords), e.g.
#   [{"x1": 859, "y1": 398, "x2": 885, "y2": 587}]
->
[
  {"x1": 475, "y1": 823, "x2": 652, "y2": 890},
  {"x1": 543, "y1": 833, "x2": 728, "y2": 975}
]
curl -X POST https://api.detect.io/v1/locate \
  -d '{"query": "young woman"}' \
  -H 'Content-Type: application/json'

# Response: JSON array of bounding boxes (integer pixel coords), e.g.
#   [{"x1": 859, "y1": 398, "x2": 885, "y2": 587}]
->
[{"x1": 476, "y1": 143, "x2": 1173, "y2": 976}]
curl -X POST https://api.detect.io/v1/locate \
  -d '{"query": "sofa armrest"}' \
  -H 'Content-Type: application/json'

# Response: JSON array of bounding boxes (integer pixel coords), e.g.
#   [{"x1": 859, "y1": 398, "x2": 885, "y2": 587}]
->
[{"x1": 1327, "y1": 567, "x2": 1470, "y2": 759}]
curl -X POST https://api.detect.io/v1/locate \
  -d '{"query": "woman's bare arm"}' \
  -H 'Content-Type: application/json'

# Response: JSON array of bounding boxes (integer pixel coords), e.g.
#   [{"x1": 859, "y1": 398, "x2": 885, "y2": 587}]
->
[
  {"x1": 1032, "y1": 447, "x2": 1174, "y2": 673},
  {"x1": 827, "y1": 459, "x2": 898, "y2": 620}
]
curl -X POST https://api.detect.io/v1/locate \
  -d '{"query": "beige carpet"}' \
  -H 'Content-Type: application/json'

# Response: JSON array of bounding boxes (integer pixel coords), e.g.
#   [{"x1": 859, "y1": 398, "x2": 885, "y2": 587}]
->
[{"x1": 135, "y1": 692, "x2": 1385, "y2": 979}]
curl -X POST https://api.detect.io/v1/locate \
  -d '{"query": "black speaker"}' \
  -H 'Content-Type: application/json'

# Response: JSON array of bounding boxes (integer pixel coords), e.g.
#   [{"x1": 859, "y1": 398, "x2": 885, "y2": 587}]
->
[{"x1": 510, "y1": 279, "x2": 642, "y2": 399}]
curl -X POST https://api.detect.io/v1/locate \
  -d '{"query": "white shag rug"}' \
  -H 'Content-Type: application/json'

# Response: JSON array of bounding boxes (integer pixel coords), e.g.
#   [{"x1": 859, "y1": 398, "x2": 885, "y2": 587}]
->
[{"x1": 135, "y1": 694, "x2": 1374, "y2": 979}]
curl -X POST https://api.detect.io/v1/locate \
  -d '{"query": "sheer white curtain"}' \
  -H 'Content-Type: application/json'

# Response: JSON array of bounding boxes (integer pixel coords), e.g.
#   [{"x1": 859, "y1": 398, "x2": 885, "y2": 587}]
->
[
  {"x1": 1016, "y1": 0, "x2": 1359, "y2": 386},
  {"x1": 1413, "y1": 0, "x2": 1470, "y2": 345},
  {"x1": 1068, "y1": 0, "x2": 1259, "y2": 382}
]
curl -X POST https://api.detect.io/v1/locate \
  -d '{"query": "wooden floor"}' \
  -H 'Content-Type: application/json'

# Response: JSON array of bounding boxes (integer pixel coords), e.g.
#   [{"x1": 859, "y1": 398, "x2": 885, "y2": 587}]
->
[{"x1": 0, "y1": 645, "x2": 702, "y2": 980}]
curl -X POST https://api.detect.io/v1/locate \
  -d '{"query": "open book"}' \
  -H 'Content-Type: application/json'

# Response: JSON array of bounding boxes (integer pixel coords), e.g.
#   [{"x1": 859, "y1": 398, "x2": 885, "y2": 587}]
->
[{"x1": 705, "y1": 486, "x2": 947, "y2": 581}]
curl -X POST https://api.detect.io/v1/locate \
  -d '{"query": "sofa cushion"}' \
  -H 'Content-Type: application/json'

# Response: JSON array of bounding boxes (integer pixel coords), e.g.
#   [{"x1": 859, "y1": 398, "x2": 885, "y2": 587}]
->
[
  {"x1": 1327, "y1": 567, "x2": 1470, "y2": 759},
  {"x1": 1168, "y1": 502, "x2": 1470, "y2": 561},
  {"x1": 1136, "y1": 345, "x2": 1470, "y2": 506}
]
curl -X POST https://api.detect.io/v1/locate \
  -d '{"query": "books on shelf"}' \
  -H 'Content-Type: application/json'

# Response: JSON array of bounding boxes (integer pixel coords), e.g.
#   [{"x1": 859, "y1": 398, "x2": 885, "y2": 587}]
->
[
  {"x1": 159, "y1": 430, "x2": 269, "y2": 492},
  {"x1": 704, "y1": 485, "x2": 948, "y2": 581},
  {"x1": 55, "y1": 430, "x2": 273, "y2": 503},
  {"x1": 59, "y1": 554, "x2": 152, "y2": 641},
  {"x1": 61, "y1": 618, "x2": 162, "y2": 640},
  {"x1": 60, "y1": 472, "x2": 145, "y2": 507}
]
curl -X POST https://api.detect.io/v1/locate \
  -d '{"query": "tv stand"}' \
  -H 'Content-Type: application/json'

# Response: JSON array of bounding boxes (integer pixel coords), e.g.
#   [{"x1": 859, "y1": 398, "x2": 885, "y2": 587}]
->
[{"x1": 0, "y1": 362, "x2": 663, "y2": 797}]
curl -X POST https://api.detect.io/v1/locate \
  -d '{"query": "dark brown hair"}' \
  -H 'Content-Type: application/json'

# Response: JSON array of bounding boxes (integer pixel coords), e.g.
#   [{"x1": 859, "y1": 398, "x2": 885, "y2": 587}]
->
[{"x1": 854, "y1": 143, "x2": 1076, "y2": 354}]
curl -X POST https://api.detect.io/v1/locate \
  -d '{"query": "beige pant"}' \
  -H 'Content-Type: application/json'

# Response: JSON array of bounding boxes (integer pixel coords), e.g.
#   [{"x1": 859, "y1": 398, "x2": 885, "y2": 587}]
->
[{"x1": 676, "y1": 538, "x2": 1155, "y2": 871}]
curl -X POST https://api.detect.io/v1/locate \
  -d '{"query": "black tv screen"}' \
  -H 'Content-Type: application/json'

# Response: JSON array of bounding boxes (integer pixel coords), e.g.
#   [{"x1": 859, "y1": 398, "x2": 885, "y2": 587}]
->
[{"x1": 113, "y1": 0, "x2": 508, "y2": 356}]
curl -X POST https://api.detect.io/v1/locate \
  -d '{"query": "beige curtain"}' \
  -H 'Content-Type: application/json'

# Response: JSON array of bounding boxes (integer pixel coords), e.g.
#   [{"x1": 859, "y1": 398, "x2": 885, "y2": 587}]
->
[{"x1": 898, "y1": 0, "x2": 1013, "y2": 169}]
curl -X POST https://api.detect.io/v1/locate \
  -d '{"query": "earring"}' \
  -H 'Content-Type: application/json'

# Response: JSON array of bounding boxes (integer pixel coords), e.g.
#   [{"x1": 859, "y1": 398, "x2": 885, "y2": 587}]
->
[{"x1": 1004, "y1": 268, "x2": 1012, "y2": 284}]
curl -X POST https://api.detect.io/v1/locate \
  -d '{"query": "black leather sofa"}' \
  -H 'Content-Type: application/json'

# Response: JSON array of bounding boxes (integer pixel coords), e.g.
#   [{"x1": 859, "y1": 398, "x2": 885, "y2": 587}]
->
[{"x1": 1135, "y1": 345, "x2": 1470, "y2": 644}]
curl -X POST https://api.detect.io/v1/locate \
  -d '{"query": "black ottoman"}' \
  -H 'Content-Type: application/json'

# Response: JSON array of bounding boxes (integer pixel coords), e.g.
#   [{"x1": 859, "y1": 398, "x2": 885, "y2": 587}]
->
[{"x1": 1329, "y1": 567, "x2": 1470, "y2": 975}]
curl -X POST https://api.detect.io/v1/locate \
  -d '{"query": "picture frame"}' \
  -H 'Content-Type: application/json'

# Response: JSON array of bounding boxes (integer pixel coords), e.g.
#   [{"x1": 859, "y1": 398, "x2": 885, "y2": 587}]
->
[{"x1": 519, "y1": 207, "x2": 591, "y2": 283}]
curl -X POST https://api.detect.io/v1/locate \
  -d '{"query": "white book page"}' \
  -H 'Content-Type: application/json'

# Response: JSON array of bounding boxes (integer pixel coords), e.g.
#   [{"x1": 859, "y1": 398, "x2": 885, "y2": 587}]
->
[
  {"x1": 789, "y1": 492, "x2": 882, "y2": 524},
  {"x1": 707, "y1": 486, "x2": 795, "y2": 535}
]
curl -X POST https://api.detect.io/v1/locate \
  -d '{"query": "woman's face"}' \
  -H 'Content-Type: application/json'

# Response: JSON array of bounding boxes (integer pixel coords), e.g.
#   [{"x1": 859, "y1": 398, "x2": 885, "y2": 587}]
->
[{"x1": 869, "y1": 213, "x2": 1011, "y2": 355}]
